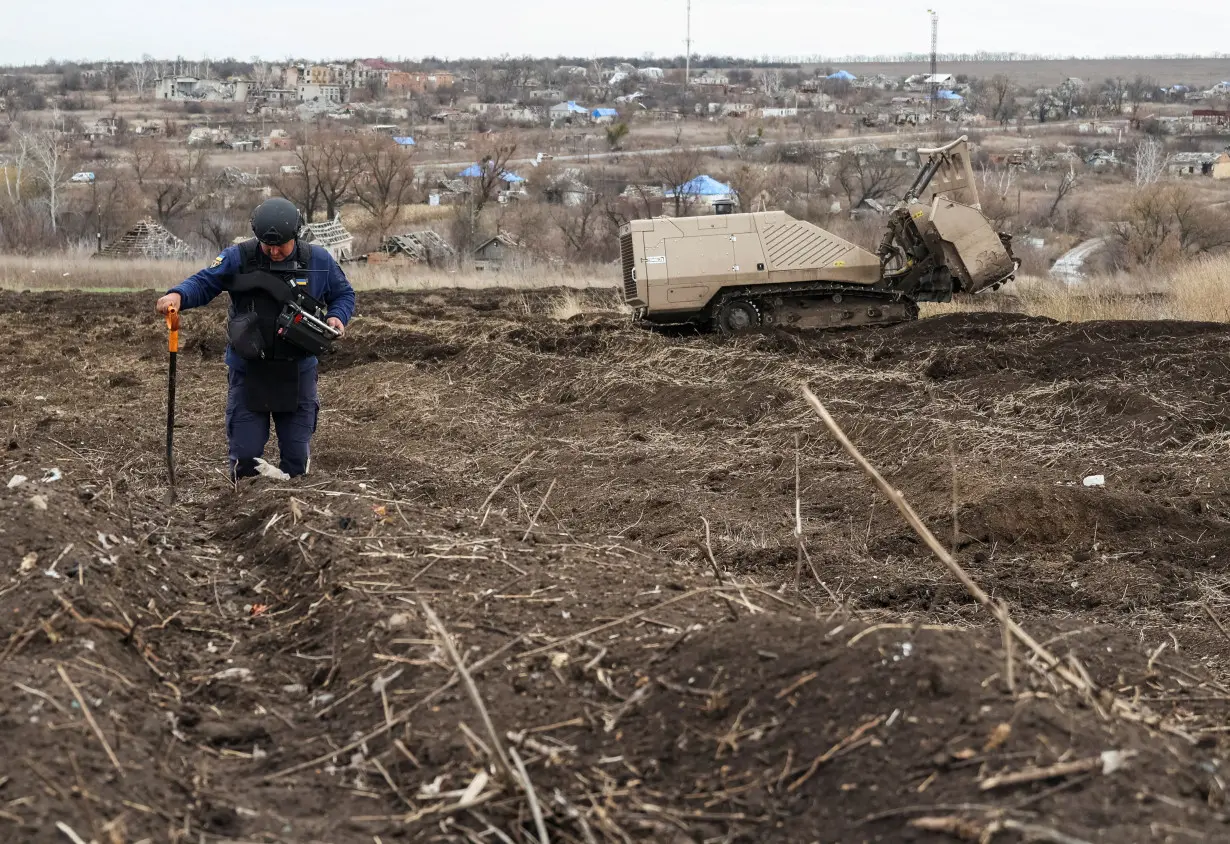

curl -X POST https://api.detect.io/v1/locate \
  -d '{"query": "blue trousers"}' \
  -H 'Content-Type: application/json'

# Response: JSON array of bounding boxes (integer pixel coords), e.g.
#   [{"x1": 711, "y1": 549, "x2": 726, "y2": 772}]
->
[{"x1": 225, "y1": 367, "x2": 319, "y2": 478}]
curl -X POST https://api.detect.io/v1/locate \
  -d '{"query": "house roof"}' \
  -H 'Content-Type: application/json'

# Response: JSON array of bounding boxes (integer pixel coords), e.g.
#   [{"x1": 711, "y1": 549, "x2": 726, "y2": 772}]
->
[
  {"x1": 99, "y1": 218, "x2": 193, "y2": 260},
  {"x1": 827, "y1": 70, "x2": 856, "y2": 81},
  {"x1": 300, "y1": 215, "x2": 353, "y2": 247},
  {"x1": 1169, "y1": 152, "x2": 1218, "y2": 164},
  {"x1": 475, "y1": 232, "x2": 521, "y2": 254},
  {"x1": 621, "y1": 184, "x2": 664, "y2": 199},
  {"x1": 552, "y1": 101, "x2": 589, "y2": 113},
  {"x1": 592, "y1": 107, "x2": 619, "y2": 117},
  {"x1": 457, "y1": 163, "x2": 525, "y2": 182},
  {"x1": 666, "y1": 174, "x2": 733, "y2": 197},
  {"x1": 437, "y1": 178, "x2": 470, "y2": 194},
  {"x1": 393, "y1": 137, "x2": 416, "y2": 146},
  {"x1": 384, "y1": 230, "x2": 456, "y2": 262}
]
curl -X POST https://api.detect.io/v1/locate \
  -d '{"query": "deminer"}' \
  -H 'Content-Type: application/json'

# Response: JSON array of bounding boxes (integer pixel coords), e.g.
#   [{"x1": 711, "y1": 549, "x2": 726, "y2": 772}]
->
[{"x1": 155, "y1": 198, "x2": 355, "y2": 480}]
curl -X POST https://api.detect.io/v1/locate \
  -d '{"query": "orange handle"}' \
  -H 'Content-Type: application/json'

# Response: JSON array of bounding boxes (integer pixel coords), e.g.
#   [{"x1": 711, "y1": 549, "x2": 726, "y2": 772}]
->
[{"x1": 166, "y1": 306, "x2": 180, "y2": 353}]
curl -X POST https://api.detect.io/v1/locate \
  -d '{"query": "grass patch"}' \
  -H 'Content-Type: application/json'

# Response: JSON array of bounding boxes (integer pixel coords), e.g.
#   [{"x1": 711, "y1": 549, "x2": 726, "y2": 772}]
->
[
  {"x1": 0, "y1": 254, "x2": 619, "y2": 293},
  {"x1": 921, "y1": 255, "x2": 1230, "y2": 323}
]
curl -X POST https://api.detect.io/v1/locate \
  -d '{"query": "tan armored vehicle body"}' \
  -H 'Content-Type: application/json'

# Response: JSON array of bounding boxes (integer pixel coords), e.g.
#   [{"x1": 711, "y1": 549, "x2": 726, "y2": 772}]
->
[{"x1": 618, "y1": 136, "x2": 1017, "y2": 332}]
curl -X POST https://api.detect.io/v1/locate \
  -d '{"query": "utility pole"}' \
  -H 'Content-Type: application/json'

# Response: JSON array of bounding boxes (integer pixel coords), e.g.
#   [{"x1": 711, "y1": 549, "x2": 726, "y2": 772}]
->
[
  {"x1": 685, "y1": 0, "x2": 692, "y2": 89},
  {"x1": 92, "y1": 176, "x2": 101, "y2": 254},
  {"x1": 928, "y1": 9, "x2": 939, "y2": 130}
]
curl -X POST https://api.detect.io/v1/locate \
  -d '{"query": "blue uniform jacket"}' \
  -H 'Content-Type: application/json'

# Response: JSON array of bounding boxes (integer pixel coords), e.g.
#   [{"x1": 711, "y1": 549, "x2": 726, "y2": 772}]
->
[{"x1": 169, "y1": 243, "x2": 356, "y2": 372}]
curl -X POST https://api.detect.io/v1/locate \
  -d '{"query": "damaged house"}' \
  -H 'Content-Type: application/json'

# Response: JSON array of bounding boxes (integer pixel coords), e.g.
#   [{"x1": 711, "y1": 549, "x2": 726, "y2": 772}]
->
[
  {"x1": 378, "y1": 231, "x2": 457, "y2": 266},
  {"x1": 98, "y1": 219, "x2": 194, "y2": 260},
  {"x1": 298, "y1": 215, "x2": 354, "y2": 261}
]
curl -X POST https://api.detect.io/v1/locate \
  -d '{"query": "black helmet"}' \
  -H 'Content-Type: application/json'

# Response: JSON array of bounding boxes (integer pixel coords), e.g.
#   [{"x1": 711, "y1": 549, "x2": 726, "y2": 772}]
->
[{"x1": 250, "y1": 197, "x2": 303, "y2": 245}]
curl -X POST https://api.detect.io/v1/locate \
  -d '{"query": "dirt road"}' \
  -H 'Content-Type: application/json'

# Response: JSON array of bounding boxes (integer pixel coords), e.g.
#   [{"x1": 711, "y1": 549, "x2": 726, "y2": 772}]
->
[{"x1": 2, "y1": 289, "x2": 1229, "y2": 842}]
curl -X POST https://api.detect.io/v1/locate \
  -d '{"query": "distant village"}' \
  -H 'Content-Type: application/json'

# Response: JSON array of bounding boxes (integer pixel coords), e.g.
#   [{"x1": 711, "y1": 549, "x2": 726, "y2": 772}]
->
[{"x1": 5, "y1": 54, "x2": 1230, "y2": 271}]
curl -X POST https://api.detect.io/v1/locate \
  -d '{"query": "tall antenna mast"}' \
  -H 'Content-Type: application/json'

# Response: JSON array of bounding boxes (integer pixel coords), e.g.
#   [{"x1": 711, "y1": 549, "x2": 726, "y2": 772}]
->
[
  {"x1": 928, "y1": 9, "x2": 939, "y2": 126},
  {"x1": 685, "y1": 0, "x2": 693, "y2": 89}
]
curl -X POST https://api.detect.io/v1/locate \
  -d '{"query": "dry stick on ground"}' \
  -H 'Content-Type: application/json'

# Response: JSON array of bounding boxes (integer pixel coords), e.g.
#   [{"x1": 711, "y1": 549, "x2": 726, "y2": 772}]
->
[
  {"x1": 523, "y1": 478, "x2": 556, "y2": 542},
  {"x1": 1001, "y1": 599, "x2": 1016, "y2": 694},
  {"x1": 800, "y1": 386, "x2": 1088, "y2": 693},
  {"x1": 700, "y1": 517, "x2": 739, "y2": 622},
  {"x1": 56, "y1": 664, "x2": 123, "y2": 776},
  {"x1": 420, "y1": 601, "x2": 516, "y2": 783},
  {"x1": 510, "y1": 746, "x2": 550, "y2": 844},
  {"x1": 55, "y1": 822, "x2": 90, "y2": 844},
  {"x1": 480, "y1": 450, "x2": 537, "y2": 523},
  {"x1": 1202, "y1": 602, "x2": 1230, "y2": 647},
  {"x1": 998, "y1": 819, "x2": 1094, "y2": 844},
  {"x1": 979, "y1": 753, "x2": 1124, "y2": 790},
  {"x1": 518, "y1": 589, "x2": 714, "y2": 659},
  {"x1": 794, "y1": 433, "x2": 804, "y2": 591},
  {"x1": 788, "y1": 715, "x2": 884, "y2": 792}
]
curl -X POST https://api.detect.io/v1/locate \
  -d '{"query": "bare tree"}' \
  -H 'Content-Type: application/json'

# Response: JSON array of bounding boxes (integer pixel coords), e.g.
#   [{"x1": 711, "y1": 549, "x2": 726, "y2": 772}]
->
[
  {"x1": 272, "y1": 142, "x2": 322, "y2": 223},
  {"x1": 1047, "y1": 163, "x2": 1079, "y2": 221},
  {"x1": 307, "y1": 135, "x2": 359, "y2": 221},
  {"x1": 1126, "y1": 75, "x2": 1157, "y2": 129},
  {"x1": 353, "y1": 137, "x2": 417, "y2": 243},
  {"x1": 987, "y1": 75, "x2": 1017, "y2": 126},
  {"x1": 144, "y1": 147, "x2": 211, "y2": 223},
  {"x1": 977, "y1": 166, "x2": 1018, "y2": 229},
  {"x1": 804, "y1": 147, "x2": 835, "y2": 193},
  {"x1": 1101, "y1": 77, "x2": 1127, "y2": 115},
  {"x1": 131, "y1": 56, "x2": 153, "y2": 100},
  {"x1": 1133, "y1": 138, "x2": 1166, "y2": 187},
  {"x1": 250, "y1": 57, "x2": 272, "y2": 90},
  {"x1": 25, "y1": 119, "x2": 73, "y2": 232},
  {"x1": 130, "y1": 140, "x2": 161, "y2": 187},
  {"x1": 552, "y1": 191, "x2": 608, "y2": 259},
  {"x1": 467, "y1": 142, "x2": 519, "y2": 216},
  {"x1": 1171, "y1": 186, "x2": 1230, "y2": 256},
  {"x1": 3, "y1": 129, "x2": 34, "y2": 202},
  {"x1": 650, "y1": 147, "x2": 703, "y2": 216},
  {"x1": 726, "y1": 122, "x2": 764, "y2": 161},
  {"x1": 195, "y1": 210, "x2": 239, "y2": 252},
  {"x1": 721, "y1": 162, "x2": 777, "y2": 212},
  {"x1": 1111, "y1": 183, "x2": 1181, "y2": 266},
  {"x1": 836, "y1": 152, "x2": 906, "y2": 209}
]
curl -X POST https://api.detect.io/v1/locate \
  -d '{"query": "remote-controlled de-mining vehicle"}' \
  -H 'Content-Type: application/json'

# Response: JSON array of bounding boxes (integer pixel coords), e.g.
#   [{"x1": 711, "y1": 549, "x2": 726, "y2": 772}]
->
[{"x1": 617, "y1": 136, "x2": 1018, "y2": 333}]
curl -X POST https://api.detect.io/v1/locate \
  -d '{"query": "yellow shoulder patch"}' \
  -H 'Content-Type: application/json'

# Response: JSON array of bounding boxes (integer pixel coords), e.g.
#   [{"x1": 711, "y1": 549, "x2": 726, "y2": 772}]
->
[{"x1": 210, "y1": 254, "x2": 224, "y2": 268}]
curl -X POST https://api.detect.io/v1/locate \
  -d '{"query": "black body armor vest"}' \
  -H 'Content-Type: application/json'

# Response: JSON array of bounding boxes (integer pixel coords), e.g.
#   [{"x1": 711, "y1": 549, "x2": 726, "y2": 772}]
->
[{"x1": 226, "y1": 240, "x2": 317, "y2": 361}]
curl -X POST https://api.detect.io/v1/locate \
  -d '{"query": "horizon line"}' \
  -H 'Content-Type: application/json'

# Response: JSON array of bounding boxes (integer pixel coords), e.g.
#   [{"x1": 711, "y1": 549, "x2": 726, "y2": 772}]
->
[{"x1": 4, "y1": 51, "x2": 1230, "y2": 69}]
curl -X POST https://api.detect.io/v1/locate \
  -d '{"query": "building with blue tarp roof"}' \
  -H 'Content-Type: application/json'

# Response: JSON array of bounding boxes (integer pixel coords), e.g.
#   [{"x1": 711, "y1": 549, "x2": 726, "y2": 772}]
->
[
  {"x1": 549, "y1": 101, "x2": 590, "y2": 121},
  {"x1": 666, "y1": 174, "x2": 734, "y2": 197},
  {"x1": 827, "y1": 70, "x2": 856, "y2": 81},
  {"x1": 458, "y1": 163, "x2": 525, "y2": 182}
]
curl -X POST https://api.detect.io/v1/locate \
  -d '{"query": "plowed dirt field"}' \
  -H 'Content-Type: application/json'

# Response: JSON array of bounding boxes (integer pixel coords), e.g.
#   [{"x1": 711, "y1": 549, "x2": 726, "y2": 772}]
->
[{"x1": 3, "y1": 289, "x2": 1230, "y2": 843}]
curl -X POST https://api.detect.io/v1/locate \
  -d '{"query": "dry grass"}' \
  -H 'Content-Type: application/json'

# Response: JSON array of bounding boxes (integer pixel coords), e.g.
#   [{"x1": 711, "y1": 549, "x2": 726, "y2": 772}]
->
[
  {"x1": 922, "y1": 255, "x2": 1230, "y2": 323},
  {"x1": 6, "y1": 250, "x2": 1230, "y2": 325},
  {"x1": 0, "y1": 254, "x2": 618, "y2": 293},
  {"x1": 0, "y1": 255, "x2": 200, "y2": 292},
  {"x1": 545, "y1": 287, "x2": 631, "y2": 320},
  {"x1": 352, "y1": 263, "x2": 616, "y2": 291}
]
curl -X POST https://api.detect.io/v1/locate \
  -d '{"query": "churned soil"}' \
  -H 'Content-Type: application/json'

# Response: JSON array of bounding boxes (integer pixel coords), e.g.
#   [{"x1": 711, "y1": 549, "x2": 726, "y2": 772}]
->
[{"x1": 2, "y1": 289, "x2": 1230, "y2": 843}]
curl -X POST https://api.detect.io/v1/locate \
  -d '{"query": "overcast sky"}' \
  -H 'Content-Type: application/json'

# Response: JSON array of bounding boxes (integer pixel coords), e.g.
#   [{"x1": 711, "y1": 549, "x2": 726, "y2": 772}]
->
[{"x1": 5, "y1": 0, "x2": 1230, "y2": 65}]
